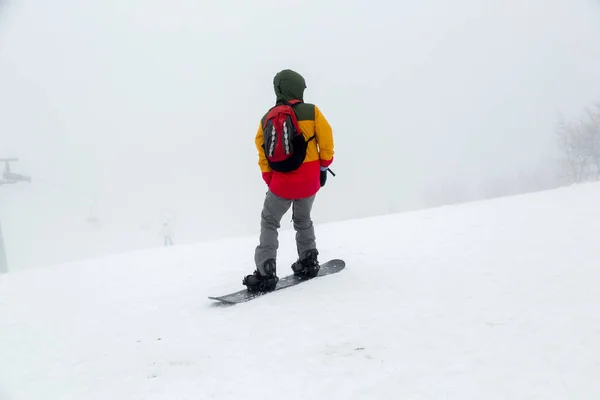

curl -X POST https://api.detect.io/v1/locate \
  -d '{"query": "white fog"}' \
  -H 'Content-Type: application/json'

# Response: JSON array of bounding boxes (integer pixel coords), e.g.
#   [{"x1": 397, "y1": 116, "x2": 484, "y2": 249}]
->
[{"x1": 1, "y1": 0, "x2": 599, "y2": 271}]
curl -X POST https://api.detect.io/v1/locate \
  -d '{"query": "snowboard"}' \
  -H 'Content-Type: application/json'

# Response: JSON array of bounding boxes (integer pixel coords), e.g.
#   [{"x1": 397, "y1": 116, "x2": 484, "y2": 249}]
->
[{"x1": 209, "y1": 259, "x2": 345, "y2": 305}]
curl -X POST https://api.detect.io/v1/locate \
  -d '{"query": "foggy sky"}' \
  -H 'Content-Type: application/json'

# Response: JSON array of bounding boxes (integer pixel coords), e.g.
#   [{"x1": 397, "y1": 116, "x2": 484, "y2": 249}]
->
[{"x1": 1, "y1": 0, "x2": 600, "y2": 270}]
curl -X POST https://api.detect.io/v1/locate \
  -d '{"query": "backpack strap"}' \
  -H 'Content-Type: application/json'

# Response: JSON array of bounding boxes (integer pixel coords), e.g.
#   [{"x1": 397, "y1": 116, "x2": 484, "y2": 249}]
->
[
  {"x1": 276, "y1": 99, "x2": 302, "y2": 107},
  {"x1": 264, "y1": 99, "x2": 302, "y2": 122},
  {"x1": 284, "y1": 100, "x2": 315, "y2": 142}
]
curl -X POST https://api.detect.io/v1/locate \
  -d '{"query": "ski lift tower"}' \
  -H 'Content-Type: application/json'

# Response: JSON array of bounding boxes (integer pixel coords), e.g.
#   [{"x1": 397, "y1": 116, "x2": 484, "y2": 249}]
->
[{"x1": 0, "y1": 158, "x2": 31, "y2": 274}]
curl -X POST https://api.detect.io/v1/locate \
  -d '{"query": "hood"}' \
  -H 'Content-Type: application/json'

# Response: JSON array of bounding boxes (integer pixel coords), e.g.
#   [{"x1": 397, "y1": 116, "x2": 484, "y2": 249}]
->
[{"x1": 273, "y1": 69, "x2": 306, "y2": 103}]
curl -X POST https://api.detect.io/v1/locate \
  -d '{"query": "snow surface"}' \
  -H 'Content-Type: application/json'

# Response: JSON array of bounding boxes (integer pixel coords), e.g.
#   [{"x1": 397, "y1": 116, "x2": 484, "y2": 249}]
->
[{"x1": 1, "y1": 183, "x2": 600, "y2": 400}]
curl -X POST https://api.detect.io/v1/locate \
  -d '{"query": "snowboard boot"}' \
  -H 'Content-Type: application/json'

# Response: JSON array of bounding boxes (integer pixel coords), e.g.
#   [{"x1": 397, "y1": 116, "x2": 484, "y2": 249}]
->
[
  {"x1": 291, "y1": 249, "x2": 320, "y2": 279},
  {"x1": 243, "y1": 259, "x2": 279, "y2": 292}
]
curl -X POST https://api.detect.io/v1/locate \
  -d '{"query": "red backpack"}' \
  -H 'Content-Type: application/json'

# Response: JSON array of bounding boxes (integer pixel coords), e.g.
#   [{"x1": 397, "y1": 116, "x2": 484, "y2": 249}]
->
[{"x1": 262, "y1": 100, "x2": 315, "y2": 172}]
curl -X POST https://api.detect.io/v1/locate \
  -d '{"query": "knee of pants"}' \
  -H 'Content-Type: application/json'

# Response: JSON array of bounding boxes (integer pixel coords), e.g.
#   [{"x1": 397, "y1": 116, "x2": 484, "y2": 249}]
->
[
  {"x1": 293, "y1": 218, "x2": 313, "y2": 229},
  {"x1": 262, "y1": 212, "x2": 282, "y2": 228}
]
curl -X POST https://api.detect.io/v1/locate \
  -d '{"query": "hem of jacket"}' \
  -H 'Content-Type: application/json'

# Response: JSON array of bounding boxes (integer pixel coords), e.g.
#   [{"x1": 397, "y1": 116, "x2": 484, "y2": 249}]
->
[
  {"x1": 269, "y1": 185, "x2": 320, "y2": 201},
  {"x1": 267, "y1": 160, "x2": 321, "y2": 200}
]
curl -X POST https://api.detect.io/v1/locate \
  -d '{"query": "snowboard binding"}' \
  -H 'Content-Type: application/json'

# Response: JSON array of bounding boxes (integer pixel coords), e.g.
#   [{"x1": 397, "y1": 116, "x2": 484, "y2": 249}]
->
[
  {"x1": 243, "y1": 259, "x2": 279, "y2": 292},
  {"x1": 291, "y1": 249, "x2": 320, "y2": 279}
]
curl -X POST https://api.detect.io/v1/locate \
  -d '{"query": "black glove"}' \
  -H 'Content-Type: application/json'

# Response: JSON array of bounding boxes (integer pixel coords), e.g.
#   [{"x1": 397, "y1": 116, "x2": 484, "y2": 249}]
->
[{"x1": 320, "y1": 169, "x2": 327, "y2": 187}]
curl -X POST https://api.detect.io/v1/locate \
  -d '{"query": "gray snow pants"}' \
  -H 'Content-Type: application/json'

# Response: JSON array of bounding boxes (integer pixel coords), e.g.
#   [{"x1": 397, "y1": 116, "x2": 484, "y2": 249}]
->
[{"x1": 254, "y1": 190, "x2": 316, "y2": 270}]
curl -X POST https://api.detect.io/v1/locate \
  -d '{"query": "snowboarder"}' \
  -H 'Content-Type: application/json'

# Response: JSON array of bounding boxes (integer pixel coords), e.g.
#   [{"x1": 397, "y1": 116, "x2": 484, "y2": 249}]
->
[{"x1": 242, "y1": 69, "x2": 335, "y2": 292}]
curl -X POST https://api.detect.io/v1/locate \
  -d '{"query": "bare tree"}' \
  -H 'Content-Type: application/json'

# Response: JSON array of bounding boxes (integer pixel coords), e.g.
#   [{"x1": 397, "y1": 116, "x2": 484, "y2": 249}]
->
[
  {"x1": 555, "y1": 114, "x2": 580, "y2": 183},
  {"x1": 584, "y1": 104, "x2": 600, "y2": 179},
  {"x1": 554, "y1": 104, "x2": 600, "y2": 184}
]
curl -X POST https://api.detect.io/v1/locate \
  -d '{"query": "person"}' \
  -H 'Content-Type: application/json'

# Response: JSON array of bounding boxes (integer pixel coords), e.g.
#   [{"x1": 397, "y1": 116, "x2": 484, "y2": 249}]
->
[
  {"x1": 242, "y1": 69, "x2": 335, "y2": 292},
  {"x1": 161, "y1": 222, "x2": 173, "y2": 246}
]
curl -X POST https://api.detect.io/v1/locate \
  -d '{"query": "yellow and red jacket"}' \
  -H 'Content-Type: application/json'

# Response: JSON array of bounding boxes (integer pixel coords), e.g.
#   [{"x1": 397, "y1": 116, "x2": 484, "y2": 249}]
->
[{"x1": 255, "y1": 70, "x2": 334, "y2": 200}]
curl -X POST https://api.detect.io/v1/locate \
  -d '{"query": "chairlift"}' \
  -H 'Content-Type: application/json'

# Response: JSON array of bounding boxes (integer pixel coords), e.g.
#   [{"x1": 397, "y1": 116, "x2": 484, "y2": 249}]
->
[{"x1": 0, "y1": 159, "x2": 31, "y2": 185}]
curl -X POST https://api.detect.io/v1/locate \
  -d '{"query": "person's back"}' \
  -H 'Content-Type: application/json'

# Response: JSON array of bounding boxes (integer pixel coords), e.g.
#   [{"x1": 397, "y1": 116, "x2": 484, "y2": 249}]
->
[
  {"x1": 255, "y1": 69, "x2": 334, "y2": 199},
  {"x1": 243, "y1": 69, "x2": 335, "y2": 292}
]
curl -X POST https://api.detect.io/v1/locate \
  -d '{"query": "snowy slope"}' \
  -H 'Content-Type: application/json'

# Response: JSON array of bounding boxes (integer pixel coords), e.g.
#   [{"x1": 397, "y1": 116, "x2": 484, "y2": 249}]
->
[{"x1": 1, "y1": 183, "x2": 600, "y2": 400}]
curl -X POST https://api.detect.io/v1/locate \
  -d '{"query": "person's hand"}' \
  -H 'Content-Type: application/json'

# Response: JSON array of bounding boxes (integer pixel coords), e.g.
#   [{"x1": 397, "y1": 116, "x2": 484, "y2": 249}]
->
[{"x1": 320, "y1": 168, "x2": 327, "y2": 187}]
